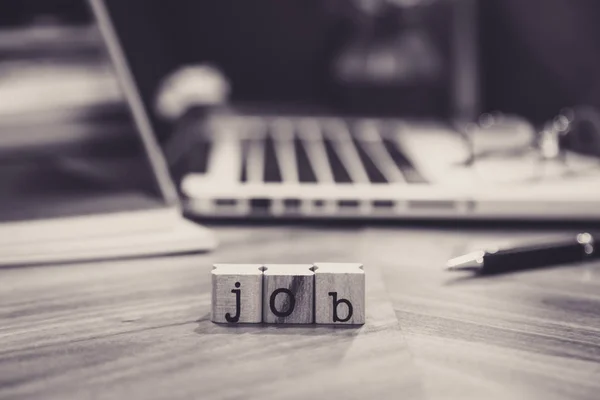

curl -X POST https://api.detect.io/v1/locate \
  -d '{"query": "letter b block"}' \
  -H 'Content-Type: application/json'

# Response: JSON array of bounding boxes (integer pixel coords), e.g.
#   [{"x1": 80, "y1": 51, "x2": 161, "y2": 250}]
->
[
  {"x1": 263, "y1": 264, "x2": 314, "y2": 324},
  {"x1": 313, "y1": 263, "x2": 365, "y2": 325},
  {"x1": 211, "y1": 264, "x2": 263, "y2": 324}
]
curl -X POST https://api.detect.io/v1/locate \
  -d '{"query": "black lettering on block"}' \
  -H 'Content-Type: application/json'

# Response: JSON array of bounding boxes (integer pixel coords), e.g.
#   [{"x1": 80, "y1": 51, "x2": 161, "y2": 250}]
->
[
  {"x1": 225, "y1": 282, "x2": 241, "y2": 323},
  {"x1": 328, "y1": 291, "x2": 353, "y2": 323}
]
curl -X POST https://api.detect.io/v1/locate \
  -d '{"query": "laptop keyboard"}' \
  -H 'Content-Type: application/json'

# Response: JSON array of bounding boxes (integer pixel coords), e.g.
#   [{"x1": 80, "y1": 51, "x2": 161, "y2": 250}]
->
[
  {"x1": 176, "y1": 114, "x2": 600, "y2": 219},
  {"x1": 187, "y1": 115, "x2": 427, "y2": 185},
  {"x1": 294, "y1": 136, "x2": 318, "y2": 183}
]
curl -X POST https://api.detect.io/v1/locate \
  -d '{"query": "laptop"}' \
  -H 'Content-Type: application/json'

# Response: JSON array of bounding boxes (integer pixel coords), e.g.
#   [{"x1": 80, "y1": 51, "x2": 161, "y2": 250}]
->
[
  {"x1": 0, "y1": 14, "x2": 216, "y2": 266},
  {"x1": 92, "y1": 0, "x2": 600, "y2": 221}
]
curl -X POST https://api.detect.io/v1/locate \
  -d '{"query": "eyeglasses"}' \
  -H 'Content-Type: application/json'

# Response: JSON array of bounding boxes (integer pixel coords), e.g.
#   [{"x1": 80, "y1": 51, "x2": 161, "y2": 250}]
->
[{"x1": 454, "y1": 106, "x2": 600, "y2": 184}]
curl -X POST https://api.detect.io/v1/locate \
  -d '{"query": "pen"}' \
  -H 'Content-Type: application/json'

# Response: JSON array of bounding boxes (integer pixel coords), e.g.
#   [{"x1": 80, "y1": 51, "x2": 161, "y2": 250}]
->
[{"x1": 446, "y1": 232, "x2": 597, "y2": 274}]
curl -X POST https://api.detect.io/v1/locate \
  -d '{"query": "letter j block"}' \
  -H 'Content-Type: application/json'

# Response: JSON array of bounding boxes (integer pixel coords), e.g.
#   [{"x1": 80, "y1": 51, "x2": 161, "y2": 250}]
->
[
  {"x1": 313, "y1": 263, "x2": 365, "y2": 325},
  {"x1": 211, "y1": 264, "x2": 263, "y2": 324}
]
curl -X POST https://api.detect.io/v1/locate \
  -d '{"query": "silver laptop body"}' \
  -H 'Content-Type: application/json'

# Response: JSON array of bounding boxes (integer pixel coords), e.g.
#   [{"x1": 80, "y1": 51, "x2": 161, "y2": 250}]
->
[{"x1": 94, "y1": 0, "x2": 600, "y2": 222}]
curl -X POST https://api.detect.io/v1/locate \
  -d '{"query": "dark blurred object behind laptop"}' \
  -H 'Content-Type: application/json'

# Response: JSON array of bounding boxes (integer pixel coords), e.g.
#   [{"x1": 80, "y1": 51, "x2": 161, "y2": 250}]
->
[
  {"x1": 480, "y1": 0, "x2": 600, "y2": 124},
  {"x1": 0, "y1": 0, "x2": 89, "y2": 26},
  {"x1": 2, "y1": 0, "x2": 600, "y2": 121}
]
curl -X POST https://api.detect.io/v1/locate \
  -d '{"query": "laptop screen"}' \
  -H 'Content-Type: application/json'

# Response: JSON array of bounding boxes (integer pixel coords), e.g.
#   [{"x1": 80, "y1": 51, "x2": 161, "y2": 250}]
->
[
  {"x1": 98, "y1": 0, "x2": 468, "y2": 140},
  {"x1": 0, "y1": 11, "x2": 176, "y2": 222}
]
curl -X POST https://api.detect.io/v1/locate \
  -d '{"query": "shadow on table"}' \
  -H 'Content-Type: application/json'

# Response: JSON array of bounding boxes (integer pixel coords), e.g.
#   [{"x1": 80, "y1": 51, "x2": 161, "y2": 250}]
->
[{"x1": 194, "y1": 312, "x2": 365, "y2": 337}]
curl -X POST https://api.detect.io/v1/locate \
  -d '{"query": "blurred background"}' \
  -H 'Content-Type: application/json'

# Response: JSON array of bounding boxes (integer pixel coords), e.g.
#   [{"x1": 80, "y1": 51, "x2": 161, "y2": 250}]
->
[
  {"x1": 2, "y1": 0, "x2": 600, "y2": 228},
  {"x1": 4, "y1": 1, "x2": 600, "y2": 119}
]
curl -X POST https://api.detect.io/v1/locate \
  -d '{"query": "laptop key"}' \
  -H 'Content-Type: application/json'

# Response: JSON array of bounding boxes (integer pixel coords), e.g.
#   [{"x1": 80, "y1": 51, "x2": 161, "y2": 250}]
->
[
  {"x1": 263, "y1": 132, "x2": 282, "y2": 182},
  {"x1": 323, "y1": 136, "x2": 352, "y2": 183},
  {"x1": 294, "y1": 136, "x2": 318, "y2": 183},
  {"x1": 188, "y1": 137, "x2": 212, "y2": 174},
  {"x1": 272, "y1": 119, "x2": 299, "y2": 183},
  {"x1": 352, "y1": 136, "x2": 388, "y2": 183},
  {"x1": 245, "y1": 119, "x2": 267, "y2": 183},
  {"x1": 297, "y1": 119, "x2": 335, "y2": 183},
  {"x1": 240, "y1": 138, "x2": 250, "y2": 182},
  {"x1": 324, "y1": 119, "x2": 370, "y2": 184},
  {"x1": 382, "y1": 137, "x2": 428, "y2": 183}
]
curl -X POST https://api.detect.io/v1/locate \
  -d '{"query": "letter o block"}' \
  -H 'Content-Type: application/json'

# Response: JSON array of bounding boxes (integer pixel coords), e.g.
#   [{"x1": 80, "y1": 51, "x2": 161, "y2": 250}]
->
[
  {"x1": 211, "y1": 264, "x2": 263, "y2": 324},
  {"x1": 313, "y1": 263, "x2": 365, "y2": 325},
  {"x1": 263, "y1": 264, "x2": 314, "y2": 324}
]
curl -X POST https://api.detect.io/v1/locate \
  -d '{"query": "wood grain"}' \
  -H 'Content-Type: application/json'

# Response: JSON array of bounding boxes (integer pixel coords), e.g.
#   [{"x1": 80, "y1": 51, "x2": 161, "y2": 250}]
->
[
  {"x1": 211, "y1": 264, "x2": 263, "y2": 323},
  {"x1": 1, "y1": 225, "x2": 600, "y2": 400},
  {"x1": 262, "y1": 264, "x2": 314, "y2": 324},
  {"x1": 314, "y1": 262, "x2": 365, "y2": 325}
]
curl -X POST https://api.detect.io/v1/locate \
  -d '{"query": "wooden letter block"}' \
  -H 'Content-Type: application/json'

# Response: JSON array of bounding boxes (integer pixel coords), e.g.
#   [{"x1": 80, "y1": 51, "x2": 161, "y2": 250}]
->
[
  {"x1": 263, "y1": 264, "x2": 314, "y2": 324},
  {"x1": 212, "y1": 264, "x2": 263, "y2": 324},
  {"x1": 313, "y1": 263, "x2": 365, "y2": 325}
]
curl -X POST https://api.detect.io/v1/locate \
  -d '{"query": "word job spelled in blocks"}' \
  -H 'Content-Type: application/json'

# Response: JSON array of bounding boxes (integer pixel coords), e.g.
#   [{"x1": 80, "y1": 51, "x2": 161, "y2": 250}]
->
[{"x1": 211, "y1": 263, "x2": 365, "y2": 325}]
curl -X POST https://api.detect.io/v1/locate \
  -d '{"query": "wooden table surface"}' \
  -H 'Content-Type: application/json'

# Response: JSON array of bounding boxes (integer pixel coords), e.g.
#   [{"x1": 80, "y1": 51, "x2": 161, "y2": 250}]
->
[{"x1": 1, "y1": 224, "x2": 600, "y2": 400}]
